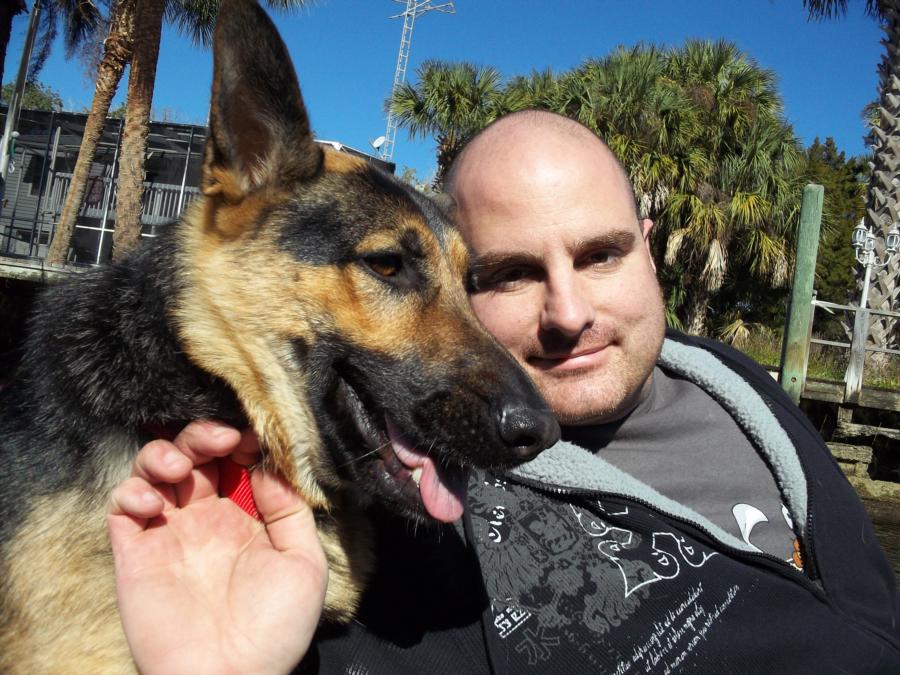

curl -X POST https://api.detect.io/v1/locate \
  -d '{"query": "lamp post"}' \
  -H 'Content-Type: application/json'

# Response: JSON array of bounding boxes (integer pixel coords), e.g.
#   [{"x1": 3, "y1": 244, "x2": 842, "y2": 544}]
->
[
  {"x1": 843, "y1": 219, "x2": 900, "y2": 403},
  {"x1": 851, "y1": 219, "x2": 900, "y2": 309}
]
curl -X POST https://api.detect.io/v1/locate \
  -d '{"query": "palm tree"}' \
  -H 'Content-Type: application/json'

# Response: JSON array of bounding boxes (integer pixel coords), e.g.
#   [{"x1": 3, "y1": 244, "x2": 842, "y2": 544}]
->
[
  {"x1": 390, "y1": 60, "x2": 507, "y2": 183},
  {"x1": 655, "y1": 40, "x2": 803, "y2": 335},
  {"x1": 47, "y1": 0, "x2": 308, "y2": 264},
  {"x1": 46, "y1": 0, "x2": 136, "y2": 264},
  {"x1": 804, "y1": 0, "x2": 898, "y2": 350},
  {"x1": 0, "y1": 0, "x2": 102, "y2": 86},
  {"x1": 0, "y1": 1, "x2": 27, "y2": 87},
  {"x1": 558, "y1": 46, "x2": 704, "y2": 220},
  {"x1": 110, "y1": 0, "x2": 164, "y2": 259},
  {"x1": 391, "y1": 43, "x2": 802, "y2": 336}
]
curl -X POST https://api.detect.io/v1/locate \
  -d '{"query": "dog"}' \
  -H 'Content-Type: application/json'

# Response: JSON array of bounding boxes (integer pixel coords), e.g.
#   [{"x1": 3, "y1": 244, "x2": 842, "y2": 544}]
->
[{"x1": 0, "y1": 1, "x2": 559, "y2": 671}]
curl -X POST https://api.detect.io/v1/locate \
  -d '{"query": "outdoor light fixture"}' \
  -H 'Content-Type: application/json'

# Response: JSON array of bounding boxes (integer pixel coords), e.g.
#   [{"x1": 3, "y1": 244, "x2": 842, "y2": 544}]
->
[
  {"x1": 850, "y1": 218, "x2": 900, "y2": 310},
  {"x1": 887, "y1": 224, "x2": 900, "y2": 255},
  {"x1": 851, "y1": 221, "x2": 868, "y2": 249}
]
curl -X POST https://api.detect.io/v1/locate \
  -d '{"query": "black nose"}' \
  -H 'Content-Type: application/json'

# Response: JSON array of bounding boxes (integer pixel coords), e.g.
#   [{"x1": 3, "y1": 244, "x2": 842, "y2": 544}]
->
[{"x1": 498, "y1": 403, "x2": 560, "y2": 462}]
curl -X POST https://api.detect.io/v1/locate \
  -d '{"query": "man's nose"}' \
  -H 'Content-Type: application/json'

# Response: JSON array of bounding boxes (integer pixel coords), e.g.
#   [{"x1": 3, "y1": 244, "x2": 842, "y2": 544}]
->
[{"x1": 540, "y1": 273, "x2": 594, "y2": 337}]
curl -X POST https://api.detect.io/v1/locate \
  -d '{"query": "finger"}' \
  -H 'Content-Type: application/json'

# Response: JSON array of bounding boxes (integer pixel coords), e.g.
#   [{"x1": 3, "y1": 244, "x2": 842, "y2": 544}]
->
[
  {"x1": 251, "y1": 470, "x2": 323, "y2": 558},
  {"x1": 174, "y1": 458, "x2": 222, "y2": 507},
  {"x1": 131, "y1": 438, "x2": 193, "y2": 483},
  {"x1": 229, "y1": 428, "x2": 262, "y2": 467},
  {"x1": 130, "y1": 439, "x2": 189, "y2": 509},
  {"x1": 172, "y1": 419, "x2": 244, "y2": 464},
  {"x1": 107, "y1": 477, "x2": 165, "y2": 539},
  {"x1": 172, "y1": 420, "x2": 243, "y2": 505}
]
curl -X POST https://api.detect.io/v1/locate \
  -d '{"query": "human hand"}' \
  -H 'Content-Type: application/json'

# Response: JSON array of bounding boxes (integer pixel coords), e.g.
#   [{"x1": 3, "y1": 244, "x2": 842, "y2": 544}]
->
[{"x1": 107, "y1": 420, "x2": 327, "y2": 675}]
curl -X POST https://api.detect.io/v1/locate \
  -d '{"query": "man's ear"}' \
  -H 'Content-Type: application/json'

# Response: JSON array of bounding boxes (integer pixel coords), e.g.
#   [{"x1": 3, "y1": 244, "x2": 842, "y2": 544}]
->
[
  {"x1": 641, "y1": 218, "x2": 657, "y2": 273},
  {"x1": 430, "y1": 191, "x2": 457, "y2": 219},
  {"x1": 202, "y1": 0, "x2": 323, "y2": 201}
]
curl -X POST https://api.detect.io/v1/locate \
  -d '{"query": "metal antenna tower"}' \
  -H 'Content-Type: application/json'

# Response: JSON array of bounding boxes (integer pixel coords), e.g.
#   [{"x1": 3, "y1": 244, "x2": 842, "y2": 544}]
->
[{"x1": 380, "y1": 0, "x2": 454, "y2": 162}]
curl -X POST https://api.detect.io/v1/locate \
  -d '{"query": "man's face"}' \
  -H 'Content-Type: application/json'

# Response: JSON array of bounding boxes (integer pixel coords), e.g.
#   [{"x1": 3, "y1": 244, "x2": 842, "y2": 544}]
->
[{"x1": 451, "y1": 130, "x2": 666, "y2": 425}]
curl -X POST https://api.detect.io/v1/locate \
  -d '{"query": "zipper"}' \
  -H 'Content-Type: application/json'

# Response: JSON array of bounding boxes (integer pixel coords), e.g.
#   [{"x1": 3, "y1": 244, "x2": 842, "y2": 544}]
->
[
  {"x1": 707, "y1": 344, "x2": 822, "y2": 582},
  {"x1": 505, "y1": 471, "x2": 826, "y2": 598},
  {"x1": 757, "y1": 386, "x2": 820, "y2": 581}
]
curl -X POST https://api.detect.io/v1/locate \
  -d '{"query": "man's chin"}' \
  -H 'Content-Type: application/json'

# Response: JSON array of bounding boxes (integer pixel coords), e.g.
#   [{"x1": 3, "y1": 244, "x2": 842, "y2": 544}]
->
[{"x1": 533, "y1": 372, "x2": 650, "y2": 427}]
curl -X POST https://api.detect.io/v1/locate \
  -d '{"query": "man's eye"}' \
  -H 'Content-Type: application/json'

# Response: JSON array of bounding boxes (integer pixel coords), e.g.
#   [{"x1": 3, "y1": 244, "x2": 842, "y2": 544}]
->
[
  {"x1": 495, "y1": 267, "x2": 529, "y2": 284},
  {"x1": 364, "y1": 253, "x2": 403, "y2": 278},
  {"x1": 585, "y1": 250, "x2": 617, "y2": 266},
  {"x1": 475, "y1": 266, "x2": 533, "y2": 291}
]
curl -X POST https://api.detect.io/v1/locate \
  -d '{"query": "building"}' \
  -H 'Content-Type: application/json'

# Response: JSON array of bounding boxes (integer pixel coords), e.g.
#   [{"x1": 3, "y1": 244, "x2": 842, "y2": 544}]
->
[{"x1": 0, "y1": 107, "x2": 393, "y2": 275}]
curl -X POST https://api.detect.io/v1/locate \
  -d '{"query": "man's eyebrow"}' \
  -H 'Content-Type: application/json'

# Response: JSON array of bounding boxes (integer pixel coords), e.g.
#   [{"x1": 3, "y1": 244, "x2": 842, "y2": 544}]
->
[
  {"x1": 571, "y1": 230, "x2": 636, "y2": 253},
  {"x1": 470, "y1": 228, "x2": 639, "y2": 272},
  {"x1": 470, "y1": 251, "x2": 542, "y2": 272}
]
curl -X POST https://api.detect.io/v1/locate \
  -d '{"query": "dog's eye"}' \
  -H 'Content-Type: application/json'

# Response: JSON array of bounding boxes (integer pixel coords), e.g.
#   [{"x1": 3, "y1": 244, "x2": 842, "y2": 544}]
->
[{"x1": 364, "y1": 253, "x2": 403, "y2": 278}]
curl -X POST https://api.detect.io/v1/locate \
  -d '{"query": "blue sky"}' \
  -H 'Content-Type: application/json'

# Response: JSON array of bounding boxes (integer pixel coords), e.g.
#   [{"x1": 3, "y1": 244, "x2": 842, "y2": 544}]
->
[{"x1": 2, "y1": 1, "x2": 883, "y2": 180}]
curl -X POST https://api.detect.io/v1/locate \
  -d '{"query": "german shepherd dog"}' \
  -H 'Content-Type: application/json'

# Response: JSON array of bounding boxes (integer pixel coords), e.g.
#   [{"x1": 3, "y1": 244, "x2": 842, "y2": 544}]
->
[{"x1": 0, "y1": 0, "x2": 558, "y2": 671}]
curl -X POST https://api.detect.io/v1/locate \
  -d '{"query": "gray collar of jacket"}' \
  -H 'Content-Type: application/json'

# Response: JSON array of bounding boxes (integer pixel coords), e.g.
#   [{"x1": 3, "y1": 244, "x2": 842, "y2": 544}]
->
[{"x1": 509, "y1": 338, "x2": 809, "y2": 553}]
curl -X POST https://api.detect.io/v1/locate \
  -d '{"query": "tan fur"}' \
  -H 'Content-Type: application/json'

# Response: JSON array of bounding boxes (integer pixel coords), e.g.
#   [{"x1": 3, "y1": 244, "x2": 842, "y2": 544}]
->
[
  {"x1": 322, "y1": 147, "x2": 368, "y2": 174},
  {"x1": 174, "y1": 195, "x2": 376, "y2": 617},
  {"x1": 0, "y1": 492, "x2": 134, "y2": 674}
]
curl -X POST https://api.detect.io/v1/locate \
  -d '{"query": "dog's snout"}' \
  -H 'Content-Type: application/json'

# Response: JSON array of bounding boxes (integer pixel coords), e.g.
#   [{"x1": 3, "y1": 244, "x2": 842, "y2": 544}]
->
[{"x1": 498, "y1": 403, "x2": 560, "y2": 461}]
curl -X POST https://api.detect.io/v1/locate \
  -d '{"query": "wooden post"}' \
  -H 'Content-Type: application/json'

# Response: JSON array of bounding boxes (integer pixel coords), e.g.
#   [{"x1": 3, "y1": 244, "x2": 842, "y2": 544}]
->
[
  {"x1": 843, "y1": 308, "x2": 869, "y2": 404},
  {"x1": 779, "y1": 184, "x2": 824, "y2": 404}
]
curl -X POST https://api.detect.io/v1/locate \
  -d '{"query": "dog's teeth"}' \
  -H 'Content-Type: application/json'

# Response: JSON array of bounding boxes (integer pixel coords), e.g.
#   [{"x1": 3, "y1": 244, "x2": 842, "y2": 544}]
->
[{"x1": 411, "y1": 467, "x2": 423, "y2": 486}]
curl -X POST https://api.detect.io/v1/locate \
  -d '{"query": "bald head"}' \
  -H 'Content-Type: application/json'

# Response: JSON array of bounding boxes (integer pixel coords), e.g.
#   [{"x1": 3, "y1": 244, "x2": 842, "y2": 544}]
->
[
  {"x1": 444, "y1": 109, "x2": 665, "y2": 426},
  {"x1": 444, "y1": 109, "x2": 637, "y2": 219}
]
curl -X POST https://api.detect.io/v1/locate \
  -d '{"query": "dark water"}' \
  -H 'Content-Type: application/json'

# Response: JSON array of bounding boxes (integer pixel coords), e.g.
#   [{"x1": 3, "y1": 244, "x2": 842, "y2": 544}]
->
[
  {"x1": 864, "y1": 499, "x2": 900, "y2": 584},
  {"x1": 874, "y1": 523, "x2": 900, "y2": 582}
]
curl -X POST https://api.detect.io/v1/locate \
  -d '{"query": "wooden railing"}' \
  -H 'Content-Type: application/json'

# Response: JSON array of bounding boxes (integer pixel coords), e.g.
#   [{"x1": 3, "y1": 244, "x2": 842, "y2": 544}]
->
[{"x1": 808, "y1": 296, "x2": 900, "y2": 403}]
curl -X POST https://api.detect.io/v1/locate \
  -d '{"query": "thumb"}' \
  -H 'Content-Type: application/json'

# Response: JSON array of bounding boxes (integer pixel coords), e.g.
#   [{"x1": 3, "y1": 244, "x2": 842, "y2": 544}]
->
[{"x1": 251, "y1": 469, "x2": 324, "y2": 558}]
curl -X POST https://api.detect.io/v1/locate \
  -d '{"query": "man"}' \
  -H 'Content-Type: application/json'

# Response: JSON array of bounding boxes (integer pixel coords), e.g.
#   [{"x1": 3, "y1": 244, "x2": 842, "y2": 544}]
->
[{"x1": 110, "y1": 111, "x2": 900, "y2": 673}]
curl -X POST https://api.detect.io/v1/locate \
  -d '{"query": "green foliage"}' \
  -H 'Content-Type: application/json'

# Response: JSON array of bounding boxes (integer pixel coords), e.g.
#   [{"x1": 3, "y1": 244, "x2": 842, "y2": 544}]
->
[
  {"x1": 1, "y1": 80, "x2": 63, "y2": 111},
  {"x1": 390, "y1": 61, "x2": 507, "y2": 180},
  {"x1": 391, "y1": 39, "x2": 806, "y2": 336},
  {"x1": 802, "y1": 138, "x2": 867, "y2": 316},
  {"x1": 735, "y1": 326, "x2": 900, "y2": 389},
  {"x1": 397, "y1": 165, "x2": 437, "y2": 194},
  {"x1": 28, "y1": 0, "x2": 104, "y2": 80},
  {"x1": 166, "y1": 1, "x2": 311, "y2": 48},
  {"x1": 803, "y1": 0, "x2": 882, "y2": 21}
]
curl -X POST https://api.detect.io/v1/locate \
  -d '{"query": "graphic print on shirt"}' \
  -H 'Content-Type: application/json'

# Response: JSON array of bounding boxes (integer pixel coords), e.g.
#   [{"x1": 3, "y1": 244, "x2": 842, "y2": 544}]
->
[
  {"x1": 470, "y1": 476, "x2": 752, "y2": 672},
  {"x1": 471, "y1": 477, "x2": 718, "y2": 643},
  {"x1": 731, "y1": 501, "x2": 803, "y2": 570},
  {"x1": 571, "y1": 503, "x2": 716, "y2": 598}
]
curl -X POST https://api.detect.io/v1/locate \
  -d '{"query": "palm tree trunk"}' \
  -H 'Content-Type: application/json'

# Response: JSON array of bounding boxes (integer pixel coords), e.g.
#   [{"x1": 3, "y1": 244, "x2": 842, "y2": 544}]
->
[
  {"x1": 46, "y1": 0, "x2": 136, "y2": 265},
  {"x1": 685, "y1": 286, "x2": 711, "y2": 336},
  {"x1": 862, "y1": 0, "x2": 900, "y2": 352},
  {"x1": 111, "y1": 0, "x2": 165, "y2": 261}
]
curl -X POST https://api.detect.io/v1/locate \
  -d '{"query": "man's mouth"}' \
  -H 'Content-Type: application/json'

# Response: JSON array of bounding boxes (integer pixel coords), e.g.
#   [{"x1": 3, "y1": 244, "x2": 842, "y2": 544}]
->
[
  {"x1": 337, "y1": 377, "x2": 467, "y2": 522},
  {"x1": 528, "y1": 344, "x2": 611, "y2": 371}
]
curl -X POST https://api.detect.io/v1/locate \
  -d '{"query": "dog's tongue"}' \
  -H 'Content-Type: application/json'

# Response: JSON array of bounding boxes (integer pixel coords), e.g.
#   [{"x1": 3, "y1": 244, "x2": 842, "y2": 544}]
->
[{"x1": 385, "y1": 417, "x2": 466, "y2": 523}]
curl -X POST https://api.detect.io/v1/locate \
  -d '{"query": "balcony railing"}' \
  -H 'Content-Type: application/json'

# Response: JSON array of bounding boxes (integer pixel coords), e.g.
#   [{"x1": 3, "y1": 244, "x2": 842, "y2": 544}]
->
[{"x1": 0, "y1": 172, "x2": 201, "y2": 262}]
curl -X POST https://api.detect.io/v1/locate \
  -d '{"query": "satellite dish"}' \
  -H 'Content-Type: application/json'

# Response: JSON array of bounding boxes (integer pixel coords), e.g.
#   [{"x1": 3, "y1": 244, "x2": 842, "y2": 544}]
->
[{"x1": 371, "y1": 136, "x2": 386, "y2": 150}]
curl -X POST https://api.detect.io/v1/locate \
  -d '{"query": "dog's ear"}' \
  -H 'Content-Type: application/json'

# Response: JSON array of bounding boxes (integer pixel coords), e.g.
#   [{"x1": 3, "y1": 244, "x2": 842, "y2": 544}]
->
[{"x1": 202, "y1": 0, "x2": 322, "y2": 201}]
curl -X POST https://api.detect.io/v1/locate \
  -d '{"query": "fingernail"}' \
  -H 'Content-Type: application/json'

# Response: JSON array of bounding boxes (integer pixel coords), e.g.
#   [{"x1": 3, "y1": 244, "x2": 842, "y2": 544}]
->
[
  {"x1": 163, "y1": 450, "x2": 183, "y2": 467},
  {"x1": 208, "y1": 422, "x2": 235, "y2": 438},
  {"x1": 141, "y1": 490, "x2": 159, "y2": 505}
]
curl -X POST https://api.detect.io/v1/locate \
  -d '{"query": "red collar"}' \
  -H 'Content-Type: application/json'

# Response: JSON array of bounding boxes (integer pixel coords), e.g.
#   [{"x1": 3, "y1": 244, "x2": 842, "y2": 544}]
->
[{"x1": 218, "y1": 456, "x2": 261, "y2": 521}]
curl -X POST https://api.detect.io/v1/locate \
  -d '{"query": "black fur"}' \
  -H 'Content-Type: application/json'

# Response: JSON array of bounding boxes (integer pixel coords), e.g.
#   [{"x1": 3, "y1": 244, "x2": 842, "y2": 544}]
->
[{"x1": 0, "y1": 232, "x2": 242, "y2": 541}]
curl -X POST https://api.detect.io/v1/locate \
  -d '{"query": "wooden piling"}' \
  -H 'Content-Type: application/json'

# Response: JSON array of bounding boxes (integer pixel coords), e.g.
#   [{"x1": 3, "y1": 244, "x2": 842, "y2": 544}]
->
[{"x1": 779, "y1": 184, "x2": 824, "y2": 404}]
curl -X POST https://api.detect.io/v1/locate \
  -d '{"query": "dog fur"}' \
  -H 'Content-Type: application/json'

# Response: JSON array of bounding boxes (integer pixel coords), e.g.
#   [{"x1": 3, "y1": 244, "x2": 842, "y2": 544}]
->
[{"x1": 0, "y1": 1, "x2": 557, "y2": 672}]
